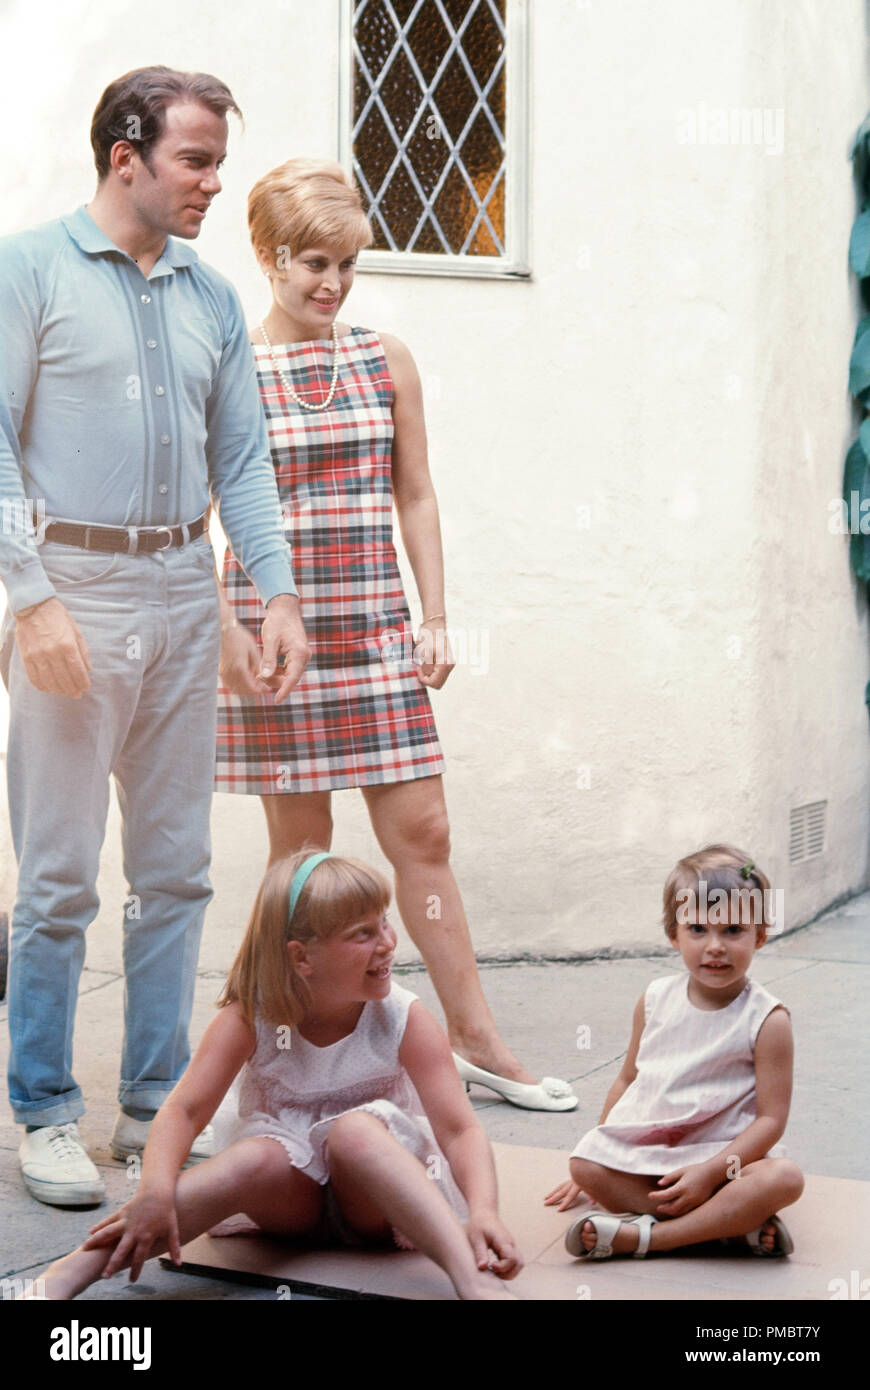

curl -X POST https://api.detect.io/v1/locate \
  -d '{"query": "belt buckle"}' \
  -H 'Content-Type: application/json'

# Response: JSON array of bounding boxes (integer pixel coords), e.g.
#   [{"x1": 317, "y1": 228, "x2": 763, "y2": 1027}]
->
[
  {"x1": 83, "y1": 526, "x2": 116, "y2": 554},
  {"x1": 153, "y1": 526, "x2": 173, "y2": 552}
]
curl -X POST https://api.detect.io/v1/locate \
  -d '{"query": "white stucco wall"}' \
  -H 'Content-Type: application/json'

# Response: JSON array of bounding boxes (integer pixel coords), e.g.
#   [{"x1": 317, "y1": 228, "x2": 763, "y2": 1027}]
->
[{"x1": 0, "y1": 0, "x2": 868, "y2": 959}]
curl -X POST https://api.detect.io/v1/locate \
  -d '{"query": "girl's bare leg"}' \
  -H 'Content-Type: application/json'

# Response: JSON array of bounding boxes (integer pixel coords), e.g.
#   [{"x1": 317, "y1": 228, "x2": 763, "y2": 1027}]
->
[
  {"x1": 569, "y1": 1158, "x2": 664, "y2": 1215},
  {"x1": 326, "y1": 1111, "x2": 515, "y2": 1300},
  {"x1": 362, "y1": 777, "x2": 536, "y2": 1083},
  {"x1": 570, "y1": 1156, "x2": 804, "y2": 1255},
  {"x1": 35, "y1": 1140, "x2": 322, "y2": 1300},
  {"x1": 261, "y1": 791, "x2": 333, "y2": 865}
]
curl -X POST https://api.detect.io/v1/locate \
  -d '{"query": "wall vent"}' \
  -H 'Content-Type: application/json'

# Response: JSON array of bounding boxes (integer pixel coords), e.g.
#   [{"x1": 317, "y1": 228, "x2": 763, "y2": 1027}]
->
[{"x1": 789, "y1": 801, "x2": 826, "y2": 864}]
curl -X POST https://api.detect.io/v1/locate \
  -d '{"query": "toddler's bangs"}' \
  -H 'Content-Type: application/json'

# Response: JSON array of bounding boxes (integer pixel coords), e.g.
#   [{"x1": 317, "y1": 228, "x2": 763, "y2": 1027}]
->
[{"x1": 693, "y1": 865, "x2": 753, "y2": 903}]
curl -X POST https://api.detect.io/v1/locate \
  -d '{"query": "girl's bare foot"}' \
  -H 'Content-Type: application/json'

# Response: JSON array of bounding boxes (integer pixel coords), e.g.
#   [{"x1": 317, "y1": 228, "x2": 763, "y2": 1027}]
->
[
  {"x1": 578, "y1": 1216, "x2": 641, "y2": 1255},
  {"x1": 458, "y1": 1272, "x2": 520, "y2": 1300},
  {"x1": 755, "y1": 1218, "x2": 779, "y2": 1253}
]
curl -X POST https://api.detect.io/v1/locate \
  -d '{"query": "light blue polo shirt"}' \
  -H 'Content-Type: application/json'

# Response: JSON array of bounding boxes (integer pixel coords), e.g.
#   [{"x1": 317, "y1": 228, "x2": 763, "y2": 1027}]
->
[{"x1": 0, "y1": 205, "x2": 295, "y2": 611}]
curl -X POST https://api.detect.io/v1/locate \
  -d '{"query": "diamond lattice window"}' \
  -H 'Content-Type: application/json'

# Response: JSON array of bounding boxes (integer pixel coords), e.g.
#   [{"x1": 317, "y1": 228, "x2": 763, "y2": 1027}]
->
[{"x1": 342, "y1": 0, "x2": 528, "y2": 275}]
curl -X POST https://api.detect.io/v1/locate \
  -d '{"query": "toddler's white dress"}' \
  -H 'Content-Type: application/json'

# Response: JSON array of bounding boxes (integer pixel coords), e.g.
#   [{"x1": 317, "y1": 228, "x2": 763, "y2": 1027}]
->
[
  {"x1": 571, "y1": 973, "x2": 787, "y2": 1175},
  {"x1": 210, "y1": 981, "x2": 467, "y2": 1238}
]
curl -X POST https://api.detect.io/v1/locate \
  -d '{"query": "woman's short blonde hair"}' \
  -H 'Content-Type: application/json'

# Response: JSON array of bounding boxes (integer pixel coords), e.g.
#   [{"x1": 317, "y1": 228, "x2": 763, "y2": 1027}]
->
[
  {"x1": 217, "y1": 847, "x2": 391, "y2": 1028},
  {"x1": 662, "y1": 843, "x2": 773, "y2": 942},
  {"x1": 247, "y1": 158, "x2": 373, "y2": 267}
]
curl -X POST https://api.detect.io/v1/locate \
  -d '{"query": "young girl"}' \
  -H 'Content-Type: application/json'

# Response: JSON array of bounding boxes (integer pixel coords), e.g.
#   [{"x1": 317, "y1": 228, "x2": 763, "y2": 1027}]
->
[
  {"x1": 27, "y1": 851, "x2": 522, "y2": 1300},
  {"x1": 545, "y1": 844, "x2": 804, "y2": 1260}
]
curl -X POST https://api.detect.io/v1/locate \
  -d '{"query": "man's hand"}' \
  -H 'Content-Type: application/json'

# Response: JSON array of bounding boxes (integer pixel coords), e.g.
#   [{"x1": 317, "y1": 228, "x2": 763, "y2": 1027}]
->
[
  {"x1": 219, "y1": 621, "x2": 272, "y2": 696},
  {"x1": 14, "y1": 597, "x2": 91, "y2": 697},
  {"x1": 259, "y1": 593, "x2": 310, "y2": 703}
]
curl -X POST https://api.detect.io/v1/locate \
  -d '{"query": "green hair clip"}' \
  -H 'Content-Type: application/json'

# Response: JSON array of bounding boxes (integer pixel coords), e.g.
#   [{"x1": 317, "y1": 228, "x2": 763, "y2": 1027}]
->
[{"x1": 739, "y1": 861, "x2": 755, "y2": 879}]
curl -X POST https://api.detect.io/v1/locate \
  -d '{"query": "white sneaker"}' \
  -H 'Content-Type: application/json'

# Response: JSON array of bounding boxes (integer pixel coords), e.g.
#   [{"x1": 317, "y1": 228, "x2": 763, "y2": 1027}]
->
[
  {"x1": 110, "y1": 1112, "x2": 215, "y2": 1165},
  {"x1": 19, "y1": 1123, "x2": 106, "y2": 1206}
]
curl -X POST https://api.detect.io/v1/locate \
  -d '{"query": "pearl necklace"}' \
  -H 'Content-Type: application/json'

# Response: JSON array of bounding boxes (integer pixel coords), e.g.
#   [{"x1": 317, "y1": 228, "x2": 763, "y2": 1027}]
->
[{"x1": 259, "y1": 320, "x2": 341, "y2": 412}]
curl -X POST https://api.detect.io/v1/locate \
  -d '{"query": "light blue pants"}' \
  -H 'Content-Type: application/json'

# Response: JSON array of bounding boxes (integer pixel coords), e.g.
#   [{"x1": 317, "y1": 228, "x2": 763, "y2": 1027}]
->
[{"x1": 2, "y1": 536, "x2": 221, "y2": 1125}]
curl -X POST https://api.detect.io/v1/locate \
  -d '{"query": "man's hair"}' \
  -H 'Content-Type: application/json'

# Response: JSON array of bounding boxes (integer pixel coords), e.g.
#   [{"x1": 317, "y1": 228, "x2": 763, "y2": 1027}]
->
[{"x1": 90, "y1": 66, "x2": 242, "y2": 180}]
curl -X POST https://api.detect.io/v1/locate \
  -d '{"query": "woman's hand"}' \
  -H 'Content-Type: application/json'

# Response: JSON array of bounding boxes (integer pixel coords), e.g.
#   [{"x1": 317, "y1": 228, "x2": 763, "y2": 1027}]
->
[
  {"x1": 651, "y1": 1162, "x2": 718, "y2": 1217},
  {"x1": 219, "y1": 621, "x2": 269, "y2": 697},
  {"x1": 543, "y1": 1177, "x2": 589, "y2": 1211},
  {"x1": 414, "y1": 619, "x2": 454, "y2": 689},
  {"x1": 83, "y1": 1186, "x2": 182, "y2": 1283},
  {"x1": 465, "y1": 1209, "x2": 523, "y2": 1280}
]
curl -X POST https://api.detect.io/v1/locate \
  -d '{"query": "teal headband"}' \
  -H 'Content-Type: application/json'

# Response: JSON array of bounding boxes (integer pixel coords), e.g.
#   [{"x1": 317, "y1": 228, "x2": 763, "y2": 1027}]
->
[{"x1": 288, "y1": 852, "x2": 333, "y2": 924}]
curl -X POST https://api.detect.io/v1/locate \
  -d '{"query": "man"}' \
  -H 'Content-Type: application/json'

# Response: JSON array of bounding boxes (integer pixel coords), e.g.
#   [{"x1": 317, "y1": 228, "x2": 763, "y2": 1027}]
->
[{"x1": 0, "y1": 66, "x2": 309, "y2": 1205}]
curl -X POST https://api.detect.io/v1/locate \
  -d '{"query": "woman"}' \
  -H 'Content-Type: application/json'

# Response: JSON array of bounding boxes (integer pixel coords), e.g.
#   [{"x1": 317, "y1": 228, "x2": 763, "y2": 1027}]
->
[{"x1": 215, "y1": 158, "x2": 575, "y2": 1110}]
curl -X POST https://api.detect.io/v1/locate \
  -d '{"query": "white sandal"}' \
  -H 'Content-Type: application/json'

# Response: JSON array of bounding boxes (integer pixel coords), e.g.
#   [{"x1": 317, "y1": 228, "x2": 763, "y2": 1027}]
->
[
  {"x1": 452, "y1": 1054, "x2": 578, "y2": 1112},
  {"x1": 565, "y1": 1210, "x2": 658, "y2": 1260},
  {"x1": 746, "y1": 1215, "x2": 793, "y2": 1257}
]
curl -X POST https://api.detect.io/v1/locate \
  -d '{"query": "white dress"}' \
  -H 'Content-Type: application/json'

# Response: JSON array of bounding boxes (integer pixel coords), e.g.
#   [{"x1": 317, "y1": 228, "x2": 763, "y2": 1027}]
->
[
  {"x1": 211, "y1": 982, "x2": 467, "y2": 1234},
  {"x1": 571, "y1": 973, "x2": 787, "y2": 1174}
]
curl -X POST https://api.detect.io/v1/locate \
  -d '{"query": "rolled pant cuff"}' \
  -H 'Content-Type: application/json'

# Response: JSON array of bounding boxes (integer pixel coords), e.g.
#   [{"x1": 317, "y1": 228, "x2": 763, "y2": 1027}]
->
[
  {"x1": 118, "y1": 1084, "x2": 176, "y2": 1112},
  {"x1": 12, "y1": 1092, "x2": 85, "y2": 1128}
]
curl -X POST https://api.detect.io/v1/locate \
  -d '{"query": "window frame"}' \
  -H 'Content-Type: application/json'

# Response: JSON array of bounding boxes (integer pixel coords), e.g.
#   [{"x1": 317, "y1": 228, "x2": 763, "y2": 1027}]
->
[{"x1": 338, "y1": 0, "x2": 530, "y2": 279}]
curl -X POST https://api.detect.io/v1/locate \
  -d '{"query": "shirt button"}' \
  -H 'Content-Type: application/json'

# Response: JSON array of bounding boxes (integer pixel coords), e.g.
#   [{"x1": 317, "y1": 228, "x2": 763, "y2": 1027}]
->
[
  {"x1": 159, "y1": 434, "x2": 171, "y2": 445},
  {"x1": 140, "y1": 294, "x2": 152, "y2": 304},
  {"x1": 146, "y1": 339, "x2": 157, "y2": 349},
  {"x1": 155, "y1": 386, "x2": 165, "y2": 396},
  {"x1": 158, "y1": 484, "x2": 168, "y2": 495}
]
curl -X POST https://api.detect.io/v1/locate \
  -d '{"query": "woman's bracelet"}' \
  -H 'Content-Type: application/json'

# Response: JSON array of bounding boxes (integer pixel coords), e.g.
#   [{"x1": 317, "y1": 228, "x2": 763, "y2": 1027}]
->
[{"x1": 420, "y1": 612, "x2": 446, "y2": 627}]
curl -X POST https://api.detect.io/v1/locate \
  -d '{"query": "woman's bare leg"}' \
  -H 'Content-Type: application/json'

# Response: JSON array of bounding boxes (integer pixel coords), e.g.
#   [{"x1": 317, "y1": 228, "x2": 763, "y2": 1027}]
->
[
  {"x1": 35, "y1": 1139, "x2": 322, "y2": 1300},
  {"x1": 362, "y1": 777, "x2": 536, "y2": 1083},
  {"x1": 325, "y1": 1111, "x2": 515, "y2": 1299},
  {"x1": 570, "y1": 1156, "x2": 804, "y2": 1255},
  {"x1": 261, "y1": 792, "x2": 333, "y2": 865},
  {"x1": 263, "y1": 780, "x2": 537, "y2": 1083}
]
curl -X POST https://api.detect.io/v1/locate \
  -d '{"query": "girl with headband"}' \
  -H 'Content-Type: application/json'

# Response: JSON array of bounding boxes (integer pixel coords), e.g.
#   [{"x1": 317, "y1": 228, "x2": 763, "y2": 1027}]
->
[{"x1": 21, "y1": 851, "x2": 522, "y2": 1300}]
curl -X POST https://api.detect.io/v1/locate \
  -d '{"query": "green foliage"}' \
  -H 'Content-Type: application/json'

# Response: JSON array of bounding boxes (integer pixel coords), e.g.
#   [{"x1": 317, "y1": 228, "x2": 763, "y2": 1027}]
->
[{"x1": 844, "y1": 118, "x2": 870, "y2": 592}]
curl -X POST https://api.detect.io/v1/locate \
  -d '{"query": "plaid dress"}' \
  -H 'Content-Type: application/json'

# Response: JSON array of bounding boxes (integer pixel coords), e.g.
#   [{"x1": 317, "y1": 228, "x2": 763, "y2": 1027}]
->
[{"x1": 214, "y1": 328, "x2": 445, "y2": 795}]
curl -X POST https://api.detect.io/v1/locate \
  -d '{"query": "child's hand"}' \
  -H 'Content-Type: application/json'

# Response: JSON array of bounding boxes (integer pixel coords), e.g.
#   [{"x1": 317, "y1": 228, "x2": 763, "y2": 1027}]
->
[
  {"x1": 651, "y1": 1164, "x2": 717, "y2": 1216},
  {"x1": 466, "y1": 1211, "x2": 523, "y2": 1280},
  {"x1": 544, "y1": 1177, "x2": 588, "y2": 1211},
  {"x1": 83, "y1": 1187, "x2": 182, "y2": 1283}
]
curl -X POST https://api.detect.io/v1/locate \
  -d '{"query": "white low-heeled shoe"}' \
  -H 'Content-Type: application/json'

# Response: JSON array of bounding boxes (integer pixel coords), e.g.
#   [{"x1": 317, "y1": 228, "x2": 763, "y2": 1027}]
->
[{"x1": 452, "y1": 1053, "x2": 578, "y2": 1111}]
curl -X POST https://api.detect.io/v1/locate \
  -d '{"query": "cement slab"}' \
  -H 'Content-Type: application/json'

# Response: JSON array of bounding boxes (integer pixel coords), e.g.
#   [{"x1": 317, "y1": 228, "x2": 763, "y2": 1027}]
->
[{"x1": 765, "y1": 904, "x2": 870, "y2": 964}]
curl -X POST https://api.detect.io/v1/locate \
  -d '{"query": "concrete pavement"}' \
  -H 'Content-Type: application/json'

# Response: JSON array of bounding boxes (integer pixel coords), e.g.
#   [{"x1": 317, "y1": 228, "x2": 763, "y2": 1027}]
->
[{"x1": 1, "y1": 790, "x2": 867, "y2": 1300}]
